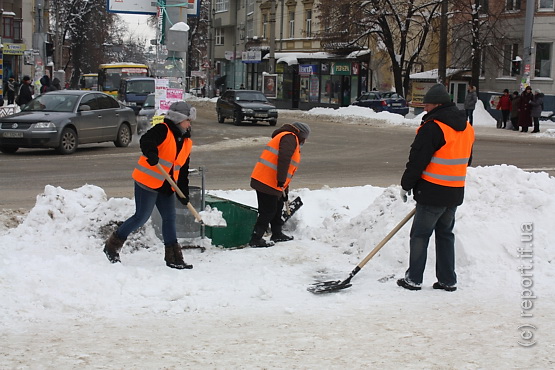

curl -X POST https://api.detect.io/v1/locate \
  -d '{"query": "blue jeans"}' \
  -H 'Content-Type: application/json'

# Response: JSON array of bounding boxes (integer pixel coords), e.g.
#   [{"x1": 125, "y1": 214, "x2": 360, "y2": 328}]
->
[
  {"x1": 405, "y1": 203, "x2": 457, "y2": 286},
  {"x1": 116, "y1": 182, "x2": 177, "y2": 245}
]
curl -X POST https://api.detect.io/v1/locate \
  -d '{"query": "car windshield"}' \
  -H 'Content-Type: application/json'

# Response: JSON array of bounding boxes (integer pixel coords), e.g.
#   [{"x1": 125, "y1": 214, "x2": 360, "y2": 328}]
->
[
  {"x1": 22, "y1": 94, "x2": 79, "y2": 112},
  {"x1": 126, "y1": 80, "x2": 155, "y2": 94},
  {"x1": 143, "y1": 94, "x2": 155, "y2": 108},
  {"x1": 235, "y1": 92, "x2": 268, "y2": 102}
]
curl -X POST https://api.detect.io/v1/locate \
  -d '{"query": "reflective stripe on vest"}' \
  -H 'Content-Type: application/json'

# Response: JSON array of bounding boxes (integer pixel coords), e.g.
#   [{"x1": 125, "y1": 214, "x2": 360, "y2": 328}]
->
[
  {"x1": 419, "y1": 120, "x2": 475, "y2": 187},
  {"x1": 251, "y1": 132, "x2": 301, "y2": 190},
  {"x1": 132, "y1": 123, "x2": 192, "y2": 189}
]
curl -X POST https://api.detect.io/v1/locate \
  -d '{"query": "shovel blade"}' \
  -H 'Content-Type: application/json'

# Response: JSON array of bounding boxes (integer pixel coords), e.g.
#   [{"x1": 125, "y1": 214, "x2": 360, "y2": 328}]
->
[{"x1": 307, "y1": 280, "x2": 352, "y2": 294}]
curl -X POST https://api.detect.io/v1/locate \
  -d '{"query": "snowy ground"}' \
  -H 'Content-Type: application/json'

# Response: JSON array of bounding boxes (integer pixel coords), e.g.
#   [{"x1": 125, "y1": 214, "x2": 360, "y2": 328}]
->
[{"x1": 1, "y1": 103, "x2": 554, "y2": 368}]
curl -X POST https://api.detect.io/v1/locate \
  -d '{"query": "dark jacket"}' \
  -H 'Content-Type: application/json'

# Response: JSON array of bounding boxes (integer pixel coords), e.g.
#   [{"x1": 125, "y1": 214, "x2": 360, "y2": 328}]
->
[
  {"x1": 251, "y1": 124, "x2": 301, "y2": 196},
  {"x1": 17, "y1": 82, "x2": 34, "y2": 106},
  {"x1": 510, "y1": 95, "x2": 520, "y2": 118},
  {"x1": 138, "y1": 119, "x2": 191, "y2": 196},
  {"x1": 518, "y1": 91, "x2": 533, "y2": 127},
  {"x1": 530, "y1": 93, "x2": 544, "y2": 118},
  {"x1": 401, "y1": 102, "x2": 472, "y2": 207}
]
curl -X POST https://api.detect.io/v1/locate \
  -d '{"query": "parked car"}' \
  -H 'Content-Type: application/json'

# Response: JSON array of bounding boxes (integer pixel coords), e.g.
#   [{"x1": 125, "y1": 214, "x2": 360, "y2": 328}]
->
[
  {"x1": 0, "y1": 90, "x2": 137, "y2": 154},
  {"x1": 137, "y1": 93, "x2": 156, "y2": 134},
  {"x1": 351, "y1": 91, "x2": 410, "y2": 116},
  {"x1": 216, "y1": 89, "x2": 278, "y2": 126},
  {"x1": 117, "y1": 77, "x2": 156, "y2": 115}
]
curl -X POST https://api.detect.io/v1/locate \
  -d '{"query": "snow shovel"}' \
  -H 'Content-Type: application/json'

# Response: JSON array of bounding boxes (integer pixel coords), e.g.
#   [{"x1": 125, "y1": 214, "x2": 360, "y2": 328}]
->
[
  {"x1": 307, "y1": 207, "x2": 416, "y2": 294},
  {"x1": 281, "y1": 191, "x2": 303, "y2": 223},
  {"x1": 155, "y1": 163, "x2": 226, "y2": 227}
]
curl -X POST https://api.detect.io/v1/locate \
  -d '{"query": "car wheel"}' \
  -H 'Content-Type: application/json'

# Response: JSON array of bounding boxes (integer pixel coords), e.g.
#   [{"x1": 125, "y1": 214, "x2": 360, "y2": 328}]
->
[
  {"x1": 0, "y1": 146, "x2": 19, "y2": 154},
  {"x1": 114, "y1": 124, "x2": 132, "y2": 147},
  {"x1": 233, "y1": 112, "x2": 242, "y2": 126},
  {"x1": 217, "y1": 110, "x2": 225, "y2": 123},
  {"x1": 269, "y1": 119, "x2": 277, "y2": 126},
  {"x1": 56, "y1": 127, "x2": 78, "y2": 154}
]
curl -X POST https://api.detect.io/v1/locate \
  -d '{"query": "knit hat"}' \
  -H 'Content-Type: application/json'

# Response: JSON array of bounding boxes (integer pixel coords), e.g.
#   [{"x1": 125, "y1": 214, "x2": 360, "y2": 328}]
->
[
  {"x1": 165, "y1": 101, "x2": 197, "y2": 123},
  {"x1": 291, "y1": 121, "x2": 311, "y2": 141},
  {"x1": 423, "y1": 84, "x2": 451, "y2": 104},
  {"x1": 534, "y1": 89, "x2": 542, "y2": 94}
]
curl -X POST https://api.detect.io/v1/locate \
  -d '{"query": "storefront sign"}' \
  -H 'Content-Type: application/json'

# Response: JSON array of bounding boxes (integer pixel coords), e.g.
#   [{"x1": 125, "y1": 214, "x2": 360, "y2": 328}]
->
[
  {"x1": 299, "y1": 64, "x2": 318, "y2": 75},
  {"x1": 331, "y1": 62, "x2": 351, "y2": 75},
  {"x1": 4, "y1": 43, "x2": 26, "y2": 55},
  {"x1": 242, "y1": 50, "x2": 262, "y2": 63}
]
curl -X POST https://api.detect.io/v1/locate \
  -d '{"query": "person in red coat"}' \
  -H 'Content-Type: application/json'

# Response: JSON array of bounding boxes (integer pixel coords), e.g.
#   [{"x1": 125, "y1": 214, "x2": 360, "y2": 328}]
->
[
  {"x1": 496, "y1": 89, "x2": 512, "y2": 129},
  {"x1": 518, "y1": 86, "x2": 533, "y2": 132}
]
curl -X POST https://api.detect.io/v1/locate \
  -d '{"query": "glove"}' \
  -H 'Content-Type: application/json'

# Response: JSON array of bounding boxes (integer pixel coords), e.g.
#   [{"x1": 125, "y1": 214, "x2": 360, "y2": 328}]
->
[
  {"x1": 277, "y1": 181, "x2": 285, "y2": 188},
  {"x1": 282, "y1": 189, "x2": 289, "y2": 202},
  {"x1": 146, "y1": 153, "x2": 159, "y2": 166},
  {"x1": 400, "y1": 188, "x2": 412, "y2": 203},
  {"x1": 177, "y1": 194, "x2": 190, "y2": 206}
]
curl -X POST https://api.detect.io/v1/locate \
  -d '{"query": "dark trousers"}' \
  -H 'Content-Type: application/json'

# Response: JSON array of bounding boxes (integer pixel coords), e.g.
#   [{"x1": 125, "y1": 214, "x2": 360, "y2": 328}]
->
[
  {"x1": 501, "y1": 110, "x2": 510, "y2": 127},
  {"x1": 405, "y1": 203, "x2": 458, "y2": 286},
  {"x1": 511, "y1": 116, "x2": 519, "y2": 130},
  {"x1": 532, "y1": 117, "x2": 540, "y2": 132},
  {"x1": 465, "y1": 109, "x2": 474, "y2": 125},
  {"x1": 253, "y1": 190, "x2": 284, "y2": 235}
]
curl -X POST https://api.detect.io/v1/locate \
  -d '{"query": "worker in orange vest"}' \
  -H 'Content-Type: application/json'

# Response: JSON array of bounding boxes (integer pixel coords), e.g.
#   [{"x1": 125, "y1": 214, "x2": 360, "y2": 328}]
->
[
  {"x1": 250, "y1": 122, "x2": 311, "y2": 247},
  {"x1": 103, "y1": 101, "x2": 196, "y2": 269},
  {"x1": 398, "y1": 83, "x2": 475, "y2": 292}
]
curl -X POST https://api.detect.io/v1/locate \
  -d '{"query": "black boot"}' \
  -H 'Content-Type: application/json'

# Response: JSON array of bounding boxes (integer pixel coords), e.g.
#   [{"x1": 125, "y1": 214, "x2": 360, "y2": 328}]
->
[
  {"x1": 103, "y1": 231, "x2": 125, "y2": 263},
  {"x1": 165, "y1": 243, "x2": 193, "y2": 269},
  {"x1": 249, "y1": 224, "x2": 274, "y2": 248},
  {"x1": 270, "y1": 226, "x2": 294, "y2": 243}
]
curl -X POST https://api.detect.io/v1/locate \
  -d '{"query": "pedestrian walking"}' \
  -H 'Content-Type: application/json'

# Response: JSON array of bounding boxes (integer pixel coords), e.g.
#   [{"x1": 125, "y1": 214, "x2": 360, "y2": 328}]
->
[
  {"x1": 6, "y1": 77, "x2": 17, "y2": 105},
  {"x1": 15, "y1": 76, "x2": 34, "y2": 106},
  {"x1": 510, "y1": 91, "x2": 520, "y2": 131},
  {"x1": 249, "y1": 122, "x2": 310, "y2": 247},
  {"x1": 496, "y1": 89, "x2": 511, "y2": 129},
  {"x1": 518, "y1": 86, "x2": 533, "y2": 132},
  {"x1": 464, "y1": 84, "x2": 478, "y2": 125},
  {"x1": 103, "y1": 101, "x2": 197, "y2": 269},
  {"x1": 530, "y1": 89, "x2": 544, "y2": 133},
  {"x1": 398, "y1": 83, "x2": 475, "y2": 292}
]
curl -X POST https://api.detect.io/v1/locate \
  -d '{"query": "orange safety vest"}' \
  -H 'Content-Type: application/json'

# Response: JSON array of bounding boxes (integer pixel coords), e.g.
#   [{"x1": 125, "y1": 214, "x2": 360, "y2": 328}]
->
[
  {"x1": 419, "y1": 120, "x2": 475, "y2": 187},
  {"x1": 132, "y1": 122, "x2": 192, "y2": 189},
  {"x1": 251, "y1": 132, "x2": 301, "y2": 191}
]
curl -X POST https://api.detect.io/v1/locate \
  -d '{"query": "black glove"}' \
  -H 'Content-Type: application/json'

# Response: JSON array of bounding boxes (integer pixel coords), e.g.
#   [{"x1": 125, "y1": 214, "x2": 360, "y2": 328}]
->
[
  {"x1": 177, "y1": 194, "x2": 190, "y2": 205},
  {"x1": 282, "y1": 188, "x2": 289, "y2": 202},
  {"x1": 146, "y1": 153, "x2": 158, "y2": 166},
  {"x1": 277, "y1": 181, "x2": 285, "y2": 188}
]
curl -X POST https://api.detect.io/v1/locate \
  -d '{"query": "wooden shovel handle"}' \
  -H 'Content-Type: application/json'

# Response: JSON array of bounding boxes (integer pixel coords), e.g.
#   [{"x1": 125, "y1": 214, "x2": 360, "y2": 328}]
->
[{"x1": 155, "y1": 163, "x2": 203, "y2": 223}]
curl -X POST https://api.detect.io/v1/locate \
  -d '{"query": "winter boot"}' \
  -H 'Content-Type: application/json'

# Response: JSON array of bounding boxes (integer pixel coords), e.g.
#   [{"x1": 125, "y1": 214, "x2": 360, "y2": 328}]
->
[
  {"x1": 396, "y1": 278, "x2": 421, "y2": 291},
  {"x1": 432, "y1": 282, "x2": 457, "y2": 292},
  {"x1": 249, "y1": 224, "x2": 274, "y2": 248},
  {"x1": 165, "y1": 243, "x2": 193, "y2": 270},
  {"x1": 270, "y1": 226, "x2": 294, "y2": 243},
  {"x1": 103, "y1": 231, "x2": 125, "y2": 263}
]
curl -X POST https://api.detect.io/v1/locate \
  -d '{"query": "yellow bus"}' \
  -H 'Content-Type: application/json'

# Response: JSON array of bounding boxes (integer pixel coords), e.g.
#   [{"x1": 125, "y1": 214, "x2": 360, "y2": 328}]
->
[
  {"x1": 98, "y1": 63, "x2": 149, "y2": 97},
  {"x1": 79, "y1": 73, "x2": 98, "y2": 90}
]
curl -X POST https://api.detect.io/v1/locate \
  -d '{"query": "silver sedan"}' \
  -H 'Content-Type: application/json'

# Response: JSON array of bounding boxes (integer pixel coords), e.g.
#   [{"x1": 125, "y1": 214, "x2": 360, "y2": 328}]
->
[{"x1": 0, "y1": 90, "x2": 137, "y2": 154}]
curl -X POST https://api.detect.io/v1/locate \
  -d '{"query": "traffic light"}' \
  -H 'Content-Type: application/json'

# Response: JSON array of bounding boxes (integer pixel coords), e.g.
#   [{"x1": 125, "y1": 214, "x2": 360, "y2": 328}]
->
[{"x1": 512, "y1": 60, "x2": 521, "y2": 75}]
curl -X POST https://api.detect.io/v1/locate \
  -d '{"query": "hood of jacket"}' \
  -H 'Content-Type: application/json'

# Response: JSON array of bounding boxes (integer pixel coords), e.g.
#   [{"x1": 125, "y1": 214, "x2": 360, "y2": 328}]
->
[
  {"x1": 422, "y1": 102, "x2": 468, "y2": 131},
  {"x1": 271, "y1": 123, "x2": 301, "y2": 139}
]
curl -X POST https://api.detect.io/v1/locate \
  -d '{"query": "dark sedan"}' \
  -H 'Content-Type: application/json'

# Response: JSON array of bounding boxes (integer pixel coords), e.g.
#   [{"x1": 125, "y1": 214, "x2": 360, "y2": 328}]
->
[
  {"x1": 351, "y1": 91, "x2": 410, "y2": 116},
  {"x1": 0, "y1": 90, "x2": 137, "y2": 154},
  {"x1": 216, "y1": 89, "x2": 278, "y2": 126}
]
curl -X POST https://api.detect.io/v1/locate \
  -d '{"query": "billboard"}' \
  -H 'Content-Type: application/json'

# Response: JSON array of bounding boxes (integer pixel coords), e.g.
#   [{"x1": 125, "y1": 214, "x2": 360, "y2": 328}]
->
[{"x1": 107, "y1": 0, "x2": 200, "y2": 17}]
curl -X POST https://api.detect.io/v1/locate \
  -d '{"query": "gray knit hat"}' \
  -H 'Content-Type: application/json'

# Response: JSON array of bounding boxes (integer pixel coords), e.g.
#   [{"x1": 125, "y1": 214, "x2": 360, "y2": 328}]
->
[
  {"x1": 165, "y1": 101, "x2": 197, "y2": 123},
  {"x1": 423, "y1": 84, "x2": 451, "y2": 104},
  {"x1": 291, "y1": 121, "x2": 311, "y2": 141}
]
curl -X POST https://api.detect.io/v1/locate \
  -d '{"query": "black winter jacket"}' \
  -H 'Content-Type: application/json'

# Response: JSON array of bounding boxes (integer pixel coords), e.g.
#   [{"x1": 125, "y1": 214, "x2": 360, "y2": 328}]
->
[
  {"x1": 401, "y1": 103, "x2": 472, "y2": 207},
  {"x1": 138, "y1": 119, "x2": 191, "y2": 197}
]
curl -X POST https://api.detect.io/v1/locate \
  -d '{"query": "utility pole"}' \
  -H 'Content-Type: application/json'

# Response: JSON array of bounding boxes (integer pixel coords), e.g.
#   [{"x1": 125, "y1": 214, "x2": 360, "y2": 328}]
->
[
  {"x1": 268, "y1": 0, "x2": 276, "y2": 73},
  {"x1": 437, "y1": 0, "x2": 448, "y2": 84},
  {"x1": 522, "y1": 0, "x2": 535, "y2": 89}
]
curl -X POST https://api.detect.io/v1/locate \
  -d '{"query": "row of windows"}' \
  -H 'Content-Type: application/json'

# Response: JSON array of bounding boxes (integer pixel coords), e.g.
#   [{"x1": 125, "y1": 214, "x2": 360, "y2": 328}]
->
[
  {"x1": 501, "y1": 42, "x2": 551, "y2": 78},
  {"x1": 504, "y1": 0, "x2": 555, "y2": 11}
]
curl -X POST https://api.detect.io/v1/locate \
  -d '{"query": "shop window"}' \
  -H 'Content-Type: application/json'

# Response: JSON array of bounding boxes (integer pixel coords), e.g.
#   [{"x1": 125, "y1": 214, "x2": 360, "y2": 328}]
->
[{"x1": 534, "y1": 43, "x2": 552, "y2": 77}]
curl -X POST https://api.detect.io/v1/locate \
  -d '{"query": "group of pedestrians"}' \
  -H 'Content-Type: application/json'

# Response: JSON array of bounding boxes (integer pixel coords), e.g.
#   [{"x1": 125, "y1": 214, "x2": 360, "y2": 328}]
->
[
  {"x1": 497, "y1": 86, "x2": 544, "y2": 133},
  {"x1": 3, "y1": 74, "x2": 64, "y2": 108}
]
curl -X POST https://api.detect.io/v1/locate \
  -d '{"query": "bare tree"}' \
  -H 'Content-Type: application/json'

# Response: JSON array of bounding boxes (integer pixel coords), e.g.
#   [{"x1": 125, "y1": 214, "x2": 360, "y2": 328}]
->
[
  {"x1": 449, "y1": 0, "x2": 510, "y2": 93},
  {"x1": 318, "y1": 0, "x2": 443, "y2": 97}
]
